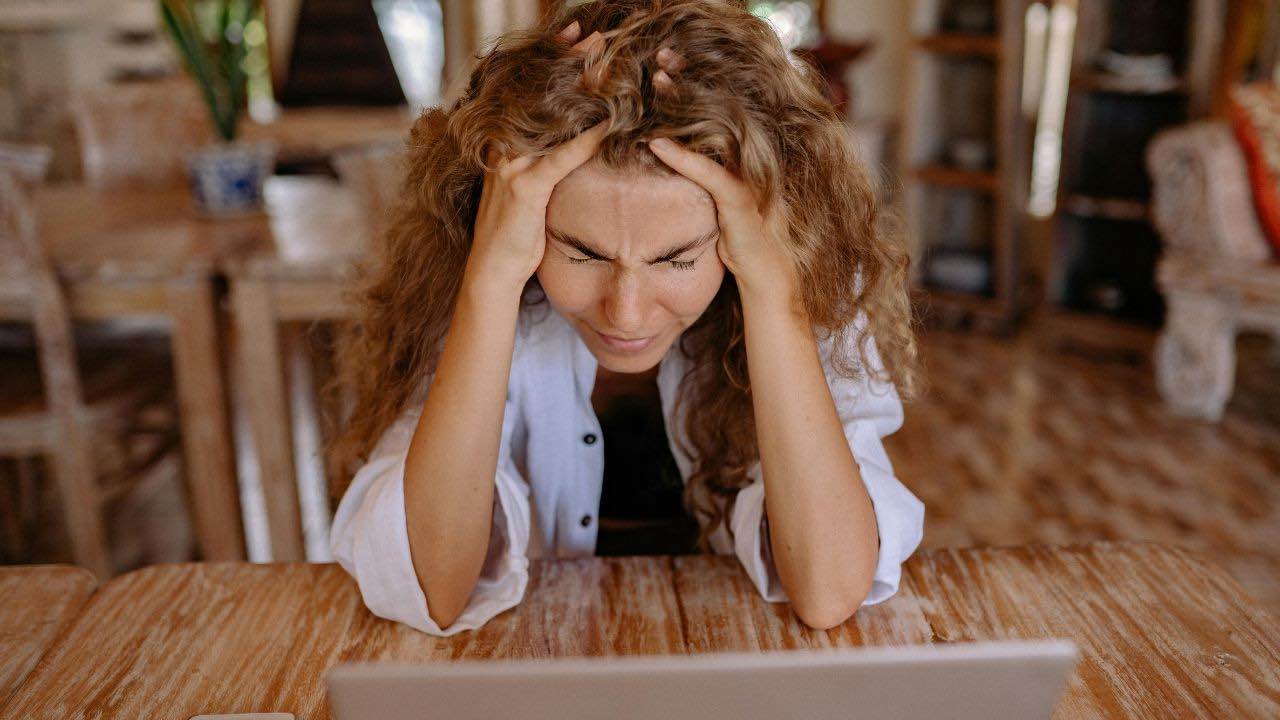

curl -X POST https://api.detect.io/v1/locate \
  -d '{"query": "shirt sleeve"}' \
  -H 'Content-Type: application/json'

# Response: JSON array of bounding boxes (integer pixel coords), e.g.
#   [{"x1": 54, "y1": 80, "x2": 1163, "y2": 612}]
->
[
  {"x1": 730, "y1": 322, "x2": 926, "y2": 607},
  {"x1": 329, "y1": 386, "x2": 532, "y2": 636}
]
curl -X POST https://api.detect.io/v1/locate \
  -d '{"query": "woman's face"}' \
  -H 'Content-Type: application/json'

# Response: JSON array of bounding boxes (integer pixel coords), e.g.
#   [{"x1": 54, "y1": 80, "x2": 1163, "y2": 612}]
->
[{"x1": 537, "y1": 159, "x2": 725, "y2": 374}]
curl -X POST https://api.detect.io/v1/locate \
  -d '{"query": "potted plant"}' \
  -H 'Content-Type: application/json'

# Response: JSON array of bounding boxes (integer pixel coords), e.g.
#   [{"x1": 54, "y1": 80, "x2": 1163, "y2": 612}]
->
[{"x1": 160, "y1": 0, "x2": 275, "y2": 216}]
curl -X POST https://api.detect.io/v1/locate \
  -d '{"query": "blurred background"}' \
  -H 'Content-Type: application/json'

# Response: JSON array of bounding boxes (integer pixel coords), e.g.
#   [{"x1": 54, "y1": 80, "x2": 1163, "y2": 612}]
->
[{"x1": 0, "y1": 0, "x2": 1277, "y2": 619}]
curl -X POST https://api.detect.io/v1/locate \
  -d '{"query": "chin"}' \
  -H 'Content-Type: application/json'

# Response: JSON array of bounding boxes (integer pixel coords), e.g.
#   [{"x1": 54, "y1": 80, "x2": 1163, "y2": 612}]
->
[{"x1": 593, "y1": 349, "x2": 662, "y2": 374}]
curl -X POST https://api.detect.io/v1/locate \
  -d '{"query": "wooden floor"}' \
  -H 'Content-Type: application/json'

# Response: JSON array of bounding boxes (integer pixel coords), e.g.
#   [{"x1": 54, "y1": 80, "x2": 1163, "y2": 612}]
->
[
  {"x1": 888, "y1": 327, "x2": 1280, "y2": 619},
  {"x1": 5, "y1": 325, "x2": 1279, "y2": 619}
]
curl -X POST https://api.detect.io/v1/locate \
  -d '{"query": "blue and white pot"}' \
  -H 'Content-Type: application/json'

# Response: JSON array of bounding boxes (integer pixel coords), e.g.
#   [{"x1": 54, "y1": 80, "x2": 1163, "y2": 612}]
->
[{"x1": 184, "y1": 141, "x2": 277, "y2": 217}]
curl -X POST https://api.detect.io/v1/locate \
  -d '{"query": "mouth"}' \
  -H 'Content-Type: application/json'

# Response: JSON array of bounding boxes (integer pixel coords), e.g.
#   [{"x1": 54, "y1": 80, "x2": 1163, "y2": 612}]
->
[{"x1": 594, "y1": 329, "x2": 656, "y2": 353}]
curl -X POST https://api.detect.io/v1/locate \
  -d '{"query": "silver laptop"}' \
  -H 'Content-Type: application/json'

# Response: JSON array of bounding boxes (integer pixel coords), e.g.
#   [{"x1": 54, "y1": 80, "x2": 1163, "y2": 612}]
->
[{"x1": 327, "y1": 640, "x2": 1078, "y2": 719}]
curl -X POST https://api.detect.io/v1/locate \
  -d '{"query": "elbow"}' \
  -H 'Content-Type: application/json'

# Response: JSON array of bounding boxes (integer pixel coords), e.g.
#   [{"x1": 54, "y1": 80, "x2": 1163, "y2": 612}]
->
[
  {"x1": 788, "y1": 573, "x2": 875, "y2": 631},
  {"x1": 419, "y1": 562, "x2": 479, "y2": 631},
  {"x1": 427, "y1": 606, "x2": 461, "y2": 631},
  {"x1": 791, "y1": 594, "x2": 863, "y2": 631},
  {"x1": 425, "y1": 588, "x2": 467, "y2": 630}
]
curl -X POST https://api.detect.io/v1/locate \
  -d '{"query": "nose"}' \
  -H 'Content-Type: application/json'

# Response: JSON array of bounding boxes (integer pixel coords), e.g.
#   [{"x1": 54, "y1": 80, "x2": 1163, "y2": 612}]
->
[{"x1": 602, "y1": 268, "x2": 646, "y2": 336}]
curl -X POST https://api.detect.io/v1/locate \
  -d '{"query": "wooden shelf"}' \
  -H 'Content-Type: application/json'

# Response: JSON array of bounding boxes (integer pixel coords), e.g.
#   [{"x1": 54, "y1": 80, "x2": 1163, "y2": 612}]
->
[
  {"x1": 913, "y1": 164, "x2": 999, "y2": 193},
  {"x1": 915, "y1": 34, "x2": 1001, "y2": 57},
  {"x1": 1071, "y1": 71, "x2": 1188, "y2": 96},
  {"x1": 1061, "y1": 194, "x2": 1149, "y2": 222},
  {"x1": 921, "y1": 287, "x2": 1006, "y2": 319},
  {"x1": 902, "y1": 1, "x2": 1024, "y2": 331}
]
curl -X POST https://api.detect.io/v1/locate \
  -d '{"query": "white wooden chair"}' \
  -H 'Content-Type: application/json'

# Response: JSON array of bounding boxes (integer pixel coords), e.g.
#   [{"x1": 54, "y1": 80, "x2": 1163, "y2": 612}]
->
[{"x1": 0, "y1": 143, "x2": 185, "y2": 577}]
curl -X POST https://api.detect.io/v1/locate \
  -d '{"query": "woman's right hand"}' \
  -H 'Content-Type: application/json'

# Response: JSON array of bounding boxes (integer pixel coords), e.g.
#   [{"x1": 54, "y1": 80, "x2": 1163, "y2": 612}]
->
[{"x1": 465, "y1": 22, "x2": 612, "y2": 290}]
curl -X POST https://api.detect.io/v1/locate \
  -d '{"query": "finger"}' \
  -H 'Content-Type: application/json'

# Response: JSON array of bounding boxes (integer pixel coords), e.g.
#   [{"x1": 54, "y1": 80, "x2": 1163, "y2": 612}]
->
[
  {"x1": 648, "y1": 137, "x2": 752, "y2": 208},
  {"x1": 557, "y1": 20, "x2": 581, "y2": 43},
  {"x1": 576, "y1": 32, "x2": 609, "y2": 88},
  {"x1": 503, "y1": 155, "x2": 536, "y2": 174},
  {"x1": 528, "y1": 121, "x2": 609, "y2": 186},
  {"x1": 486, "y1": 143, "x2": 537, "y2": 175},
  {"x1": 656, "y1": 47, "x2": 686, "y2": 73},
  {"x1": 485, "y1": 144, "x2": 508, "y2": 169},
  {"x1": 570, "y1": 30, "x2": 604, "y2": 57},
  {"x1": 652, "y1": 69, "x2": 675, "y2": 92}
]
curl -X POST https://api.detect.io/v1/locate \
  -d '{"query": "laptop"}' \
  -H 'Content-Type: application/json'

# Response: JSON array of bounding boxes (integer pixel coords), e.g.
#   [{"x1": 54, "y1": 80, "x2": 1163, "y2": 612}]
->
[{"x1": 326, "y1": 640, "x2": 1078, "y2": 719}]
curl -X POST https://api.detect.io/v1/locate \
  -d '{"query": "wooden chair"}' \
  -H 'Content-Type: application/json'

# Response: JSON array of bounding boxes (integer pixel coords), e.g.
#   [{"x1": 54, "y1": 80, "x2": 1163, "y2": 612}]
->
[
  {"x1": 70, "y1": 78, "x2": 212, "y2": 189},
  {"x1": 0, "y1": 143, "x2": 185, "y2": 577}
]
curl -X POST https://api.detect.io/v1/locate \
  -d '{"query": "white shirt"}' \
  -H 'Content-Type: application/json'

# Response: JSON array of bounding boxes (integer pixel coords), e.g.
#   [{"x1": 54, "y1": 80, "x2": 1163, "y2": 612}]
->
[{"x1": 330, "y1": 302, "x2": 925, "y2": 636}]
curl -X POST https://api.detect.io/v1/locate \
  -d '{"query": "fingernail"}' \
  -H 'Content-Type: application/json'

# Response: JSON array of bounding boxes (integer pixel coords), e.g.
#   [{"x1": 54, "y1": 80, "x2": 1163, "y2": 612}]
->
[
  {"x1": 648, "y1": 138, "x2": 674, "y2": 150},
  {"x1": 558, "y1": 20, "x2": 580, "y2": 38}
]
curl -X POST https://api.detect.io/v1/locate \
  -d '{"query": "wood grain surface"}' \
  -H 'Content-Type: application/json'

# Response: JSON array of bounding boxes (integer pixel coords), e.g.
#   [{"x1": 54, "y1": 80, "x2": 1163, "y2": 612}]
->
[
  {"x1": 904, "y1": 544, "x2": 1280, "y2": 719},
  {"x1": 1, "y1": 544, "x2": 1276, "y2": 719},
  {"x1": 0, "y1": 565, "x2": 96, "y2": 707}
]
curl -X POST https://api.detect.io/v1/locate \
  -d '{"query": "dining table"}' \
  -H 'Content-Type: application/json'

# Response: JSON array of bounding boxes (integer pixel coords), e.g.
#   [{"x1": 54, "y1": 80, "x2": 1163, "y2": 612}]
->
[
  {"x1": 3, "y1": 184, "x2": 282, "y2": 562},
  {"x1": 17, "y1": 177, "x2": 370, "y2": 565},
  {"x1": 0, "y1": 542, "x2": 1276, "y2": 719},
  {"x1": 223, "y1": 175, "x2": 366, "y2": 563},
  {"x1": 0, "y1": 565, "x2": 96, "y2": 706}
]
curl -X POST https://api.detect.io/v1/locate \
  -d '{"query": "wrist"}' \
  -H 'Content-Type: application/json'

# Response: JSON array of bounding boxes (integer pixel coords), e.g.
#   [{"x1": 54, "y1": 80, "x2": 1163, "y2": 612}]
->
[
  {"x1": 461, "y1": 255, "x2": 531, "y2": 305},
  {"x1": 737, "y1": 273, "x2": 801, "y2": 319}
]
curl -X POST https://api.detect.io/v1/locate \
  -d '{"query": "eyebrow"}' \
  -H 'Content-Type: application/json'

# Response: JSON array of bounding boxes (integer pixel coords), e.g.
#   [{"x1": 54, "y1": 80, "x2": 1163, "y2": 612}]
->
[{"x1": 546, "y1": 226, "x2": 719, "y2": 264}]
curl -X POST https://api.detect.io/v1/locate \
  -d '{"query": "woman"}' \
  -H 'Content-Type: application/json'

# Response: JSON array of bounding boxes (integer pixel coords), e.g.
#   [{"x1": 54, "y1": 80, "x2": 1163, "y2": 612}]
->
[{"x1": 329, "y1": 0, "x2": 924, "y2": 636}]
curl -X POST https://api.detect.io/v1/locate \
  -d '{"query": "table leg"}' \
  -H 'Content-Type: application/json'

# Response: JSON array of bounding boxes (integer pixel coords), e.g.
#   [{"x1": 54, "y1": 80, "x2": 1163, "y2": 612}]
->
[
  {"x1": 231, "y1": 277, "x2": 305, "y2": 561},
  {"x1": 167, "y1": 276, "x2": 246, "y2": 561}
]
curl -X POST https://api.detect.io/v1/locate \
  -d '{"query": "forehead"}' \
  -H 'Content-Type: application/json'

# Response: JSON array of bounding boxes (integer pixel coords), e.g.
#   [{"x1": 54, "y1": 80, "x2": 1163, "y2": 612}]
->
[{"x1": 547, "y1": 160, "x2": 716, "y2": 238}]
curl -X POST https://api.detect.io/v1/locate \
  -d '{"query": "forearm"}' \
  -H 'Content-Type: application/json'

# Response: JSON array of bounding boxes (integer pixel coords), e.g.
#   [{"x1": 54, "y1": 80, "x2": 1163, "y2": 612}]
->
[
  {"x1": 404, "y1": 260, "x2": 524, "y2": 628},
  {"x1": 738, "y1": 279, "x2": 879, "y2": 629}
]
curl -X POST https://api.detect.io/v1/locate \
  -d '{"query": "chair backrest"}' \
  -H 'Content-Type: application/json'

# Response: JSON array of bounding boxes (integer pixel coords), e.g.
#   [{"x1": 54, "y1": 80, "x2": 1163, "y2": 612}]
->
[
  {"x1": 71, "y1": 78, "x2": 214, "y2": 189},
  {"x1": 0, "y1": 143, "x2": 88, "y2": 423},
  {"x1": 0, "y1": 144, "x2": 56, "y2": 285},
  {"x1": 332, "y1": 141, "x2": 407, "y2": 244}
]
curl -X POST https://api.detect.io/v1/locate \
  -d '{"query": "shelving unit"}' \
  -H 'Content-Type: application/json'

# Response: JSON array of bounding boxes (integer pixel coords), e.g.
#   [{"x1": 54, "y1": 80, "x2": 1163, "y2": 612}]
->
[
  {"x1": 900, "y1": 0, "x2": 1030, "y2": 328},
  {"x1": 1035, "y1": 0, "x2": 1225, "y2": 351}
]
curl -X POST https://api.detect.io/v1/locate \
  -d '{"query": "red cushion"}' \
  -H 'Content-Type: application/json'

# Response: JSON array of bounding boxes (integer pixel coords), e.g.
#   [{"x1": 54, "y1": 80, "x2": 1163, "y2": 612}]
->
[{"x1": 1230, "y1": 83, "x2": 1280, "y2": 258}]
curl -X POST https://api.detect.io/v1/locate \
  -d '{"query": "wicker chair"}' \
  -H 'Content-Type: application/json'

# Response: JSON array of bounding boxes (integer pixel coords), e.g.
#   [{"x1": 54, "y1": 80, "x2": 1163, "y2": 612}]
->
[
  {"x1": 1147, "y1": 122, "x2": 1280, "y2": 421},
  {"x1": 0, "y1": 143, "x2": 185, "y2": 577}
]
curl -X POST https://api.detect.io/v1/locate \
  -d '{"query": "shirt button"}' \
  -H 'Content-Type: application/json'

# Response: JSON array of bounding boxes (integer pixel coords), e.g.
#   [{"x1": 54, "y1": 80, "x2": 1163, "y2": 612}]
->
[
  {"x1": 583, "y1": 433, "x2": 597, "y2": 445},
  {"x1": 580, "y1": 514, "x2": 593, "y2": 527}
]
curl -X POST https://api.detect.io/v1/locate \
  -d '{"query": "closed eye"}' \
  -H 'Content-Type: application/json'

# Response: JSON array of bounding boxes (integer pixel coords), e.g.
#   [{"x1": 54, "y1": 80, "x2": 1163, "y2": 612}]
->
[{"x1": 548, "y1": 227, "x2": 718, "y2": 267}]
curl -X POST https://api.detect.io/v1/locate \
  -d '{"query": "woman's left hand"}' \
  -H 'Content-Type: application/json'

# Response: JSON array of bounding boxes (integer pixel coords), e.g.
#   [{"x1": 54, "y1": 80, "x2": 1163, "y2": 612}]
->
[
  {"x1": 649, "y1": 136, "x2": 795, "y2": 296},
  {"x1": 644, "y1": 46, "x2": 796, "y2": 297}
]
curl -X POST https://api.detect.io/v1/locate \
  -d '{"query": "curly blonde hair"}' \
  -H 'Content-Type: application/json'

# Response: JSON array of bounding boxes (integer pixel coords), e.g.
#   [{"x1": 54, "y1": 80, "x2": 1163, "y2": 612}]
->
[{"x1": 331, "y1": 0, "x2": 918, "y2": 551}]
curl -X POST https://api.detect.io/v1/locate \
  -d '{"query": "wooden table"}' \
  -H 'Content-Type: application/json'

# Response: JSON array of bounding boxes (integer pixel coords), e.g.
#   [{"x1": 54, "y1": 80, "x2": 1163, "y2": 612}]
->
[
  {"x1": 0, "y1": 566, "x2": 96, "y2": 707},
  {"x1": 9, "y1": 178, "x2": 371, "y2": 564},
  {"x1": 1, "y1": 543, "x2": 1276, "y2": 718},
  {"x1": 224, "y1": 176, "x2": 366, "y2": 561},
  {"x1": 3, "y1": 184, "x2": 279, "y2": 561}
]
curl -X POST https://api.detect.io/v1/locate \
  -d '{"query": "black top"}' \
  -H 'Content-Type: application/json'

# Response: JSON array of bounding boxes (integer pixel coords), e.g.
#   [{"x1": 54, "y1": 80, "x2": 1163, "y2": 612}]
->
[{"x1": 593, "y1": 387, "x2": 699, "y2": 557}]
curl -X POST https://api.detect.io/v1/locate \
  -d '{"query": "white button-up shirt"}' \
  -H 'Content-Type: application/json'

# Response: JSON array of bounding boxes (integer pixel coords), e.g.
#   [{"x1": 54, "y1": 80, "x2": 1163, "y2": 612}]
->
[{"x1": 330, "y1": 302, "x2": 925, "y2": 636}]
